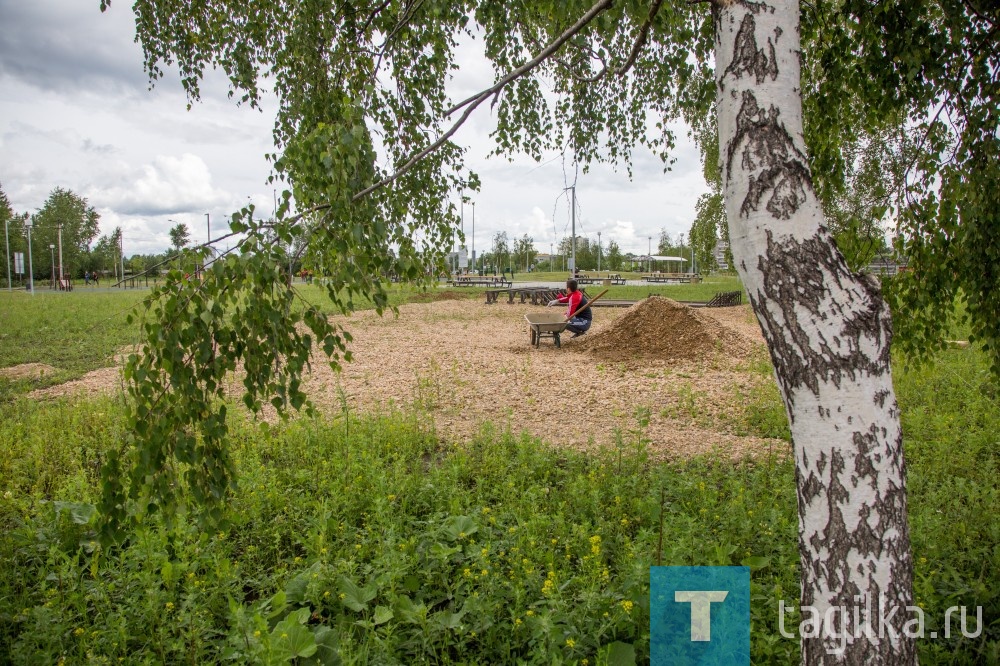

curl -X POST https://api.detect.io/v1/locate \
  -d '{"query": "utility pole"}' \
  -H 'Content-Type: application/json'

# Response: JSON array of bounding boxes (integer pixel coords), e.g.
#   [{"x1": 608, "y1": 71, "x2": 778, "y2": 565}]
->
[
  {"x1": 566, "y1": 186, "x2": 576, "y2": 274},
  {"x1": 25, "y1": 216, "x2": 34, "y2": 295},
  {"x1": 597, "y1": 231, "x2": 602, "y2": 272},
  {"x1": 49, "y1": 244, "x2": 55, "y2": 289},
  {"x1": 57, "y1": 223, "x2": 64, "y2": 283},
  {"x1": 4, "y1": 214, "x2": 10, "y2": 291},
  {"x1": 471, "y1": 202, "x2": 476, "y2": 274}
]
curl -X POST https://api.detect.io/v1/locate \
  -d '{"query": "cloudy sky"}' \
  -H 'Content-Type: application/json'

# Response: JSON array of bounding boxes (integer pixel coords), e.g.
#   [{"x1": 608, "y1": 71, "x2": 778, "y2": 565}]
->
[{"x1": 0, "y1": 1, "x2": 709, "y2": 257}]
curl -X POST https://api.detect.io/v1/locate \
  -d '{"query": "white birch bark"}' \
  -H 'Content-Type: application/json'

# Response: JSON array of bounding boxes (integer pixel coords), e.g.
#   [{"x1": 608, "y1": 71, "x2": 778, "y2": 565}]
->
[{"x1": 713, "y1": 0, "x2": 916, "y2": 662}]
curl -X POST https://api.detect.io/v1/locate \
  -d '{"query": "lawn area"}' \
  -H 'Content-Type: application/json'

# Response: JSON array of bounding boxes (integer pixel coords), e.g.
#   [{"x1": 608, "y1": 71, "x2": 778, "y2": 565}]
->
[{"x1": 0, "y1": 287, "x2": 996, "y2": 664}]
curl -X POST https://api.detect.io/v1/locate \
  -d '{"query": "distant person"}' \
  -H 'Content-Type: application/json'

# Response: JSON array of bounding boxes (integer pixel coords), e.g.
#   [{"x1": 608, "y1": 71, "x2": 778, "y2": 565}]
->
[
  {"x1": 84, "y1": 271, "x2": 90, "y2": 286},
  {"x1": 548, "y1": 278, "x2": 592, "y2": 338}
]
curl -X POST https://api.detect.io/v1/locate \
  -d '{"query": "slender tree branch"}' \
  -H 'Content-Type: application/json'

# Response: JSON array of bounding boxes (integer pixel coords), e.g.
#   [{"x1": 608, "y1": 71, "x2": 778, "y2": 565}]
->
[
  {"x1": 962, "y1": 0, "x2": 997, "y2": 28},
  {"x1": 353, "y1": 0, "x2": 613, "y2": 201},
  {"x1": 616, "y1": 0, "x2": 665, "y2": 76},
  {"x1": 358, "y1": 0, "x2": 392, "y2": 37},
  {"x1": 443, "y1": 0, "x2": 614, "y2": 118}
]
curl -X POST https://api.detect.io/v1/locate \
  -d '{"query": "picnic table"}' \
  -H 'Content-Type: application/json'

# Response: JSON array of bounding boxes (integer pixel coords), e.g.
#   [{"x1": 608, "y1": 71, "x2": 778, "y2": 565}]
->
[
  {"x1": 641, "y1": 273, "x2": 702, "y2": 284},
  {"x1": 573, "y1": 274, "x2": 626, "y2": 285},
  {"x1": 451, "y1": 276, "x2": 512, "y2": 287},
  {"x1": 484, "y1": 286, "x2": 568, "y2": 305}
]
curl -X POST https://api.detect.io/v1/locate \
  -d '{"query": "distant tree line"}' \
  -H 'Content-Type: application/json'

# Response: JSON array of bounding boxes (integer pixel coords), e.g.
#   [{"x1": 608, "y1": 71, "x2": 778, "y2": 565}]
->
[{"x1": 0, "y1": 184, "x2": 222, "y2": 286}]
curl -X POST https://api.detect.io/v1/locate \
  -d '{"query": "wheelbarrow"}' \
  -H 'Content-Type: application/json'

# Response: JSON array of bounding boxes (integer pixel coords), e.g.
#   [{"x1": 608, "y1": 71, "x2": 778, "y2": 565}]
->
[
  {"x1": 525, "y1": 312, "x2": 570, "y2": 347},
  {"x1": 524, "y1": 289, "x2": 608, "y2": 348}
]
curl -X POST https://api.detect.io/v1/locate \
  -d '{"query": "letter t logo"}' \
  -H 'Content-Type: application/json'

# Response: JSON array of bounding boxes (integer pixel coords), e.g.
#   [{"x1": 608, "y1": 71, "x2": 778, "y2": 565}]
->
[{"x1": 674, "y1": 591, "x2": 729, "y2": 641}]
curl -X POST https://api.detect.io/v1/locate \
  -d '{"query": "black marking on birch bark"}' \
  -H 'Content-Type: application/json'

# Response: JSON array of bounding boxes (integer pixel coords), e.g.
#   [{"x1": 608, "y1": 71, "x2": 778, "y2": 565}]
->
[
  {"x1": 734, "y1": 0, "x2": 774, "y2": 14},
  {"x1": 797, "y1": 423, "x2": 915, "y2": 664},
  {"x1": 748, "y1": 230, "x2": 892, "y2": 405},
  {"x1": 874, "y1": 388, "x2": 890, "y2": 408},
  {"x1": 724, "y1": 13, "x2": 778, "y2": 84},
  {"x1": 725, "y1": 91, "x2": 811, "y2": 219}
]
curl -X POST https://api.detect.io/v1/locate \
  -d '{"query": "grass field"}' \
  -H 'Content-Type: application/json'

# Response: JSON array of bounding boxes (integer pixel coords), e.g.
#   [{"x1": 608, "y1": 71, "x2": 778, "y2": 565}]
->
[{"x1": 0, "y1": 285, "x2": 997, "y2": 664}]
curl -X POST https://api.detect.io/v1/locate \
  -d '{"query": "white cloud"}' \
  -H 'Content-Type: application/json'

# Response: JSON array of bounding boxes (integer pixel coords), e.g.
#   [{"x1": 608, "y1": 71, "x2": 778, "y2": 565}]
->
[{"x1": 88, "y1": 154, "x2": 231, "y2": 216}]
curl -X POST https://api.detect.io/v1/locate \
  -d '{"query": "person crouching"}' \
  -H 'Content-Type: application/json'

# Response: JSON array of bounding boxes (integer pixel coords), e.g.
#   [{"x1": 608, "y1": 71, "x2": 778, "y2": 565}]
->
[{"x1": 548, "y1": 279, "x2": 592, "y2": 338}]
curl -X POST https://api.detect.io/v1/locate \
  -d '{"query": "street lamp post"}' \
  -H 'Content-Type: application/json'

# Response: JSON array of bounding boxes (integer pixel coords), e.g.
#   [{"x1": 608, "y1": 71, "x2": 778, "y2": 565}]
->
[
  {"x1": 25, "y1": 217, "x2": 34, "y2": 295},
  {"x1": 471, "y1": 202, "x2": 476, "y2": 274},
  {"x1": 49, "y1": 244, "x2": 55, "y2": 289},
  {"x1": 206, "y1": 213, "x2": 211, "y2": 243},
  {"x1": 57, "y1": 223, "x2": 64, "y2": 283},
  {"x1": 597, "y1": 231, "x2": 602, "y2": 272}
]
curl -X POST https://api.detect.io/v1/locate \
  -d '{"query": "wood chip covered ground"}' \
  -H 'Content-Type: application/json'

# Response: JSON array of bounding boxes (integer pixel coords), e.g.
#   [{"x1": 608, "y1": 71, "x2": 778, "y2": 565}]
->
[{"x1": 20, "y1": 296, "x2": 788, "y2": 458}]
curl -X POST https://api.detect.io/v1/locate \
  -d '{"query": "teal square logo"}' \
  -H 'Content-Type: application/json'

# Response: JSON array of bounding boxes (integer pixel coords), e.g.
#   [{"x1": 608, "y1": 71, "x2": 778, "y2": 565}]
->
[{"x1": 650, "y1": 566, "x2": 750, "y2": 665}]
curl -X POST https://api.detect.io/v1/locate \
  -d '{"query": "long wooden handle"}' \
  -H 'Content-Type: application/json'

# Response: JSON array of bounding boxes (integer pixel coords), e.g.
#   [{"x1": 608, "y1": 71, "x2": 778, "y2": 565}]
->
[{"x1": 565, "y1": 289, "x2": 608, "y2": 322}]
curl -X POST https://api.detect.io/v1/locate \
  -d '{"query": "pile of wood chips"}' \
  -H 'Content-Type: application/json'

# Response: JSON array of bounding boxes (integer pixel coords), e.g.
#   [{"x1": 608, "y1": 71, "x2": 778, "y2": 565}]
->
[{"x1": 580, "y1": 296, "x2": 756, "y2": 364}]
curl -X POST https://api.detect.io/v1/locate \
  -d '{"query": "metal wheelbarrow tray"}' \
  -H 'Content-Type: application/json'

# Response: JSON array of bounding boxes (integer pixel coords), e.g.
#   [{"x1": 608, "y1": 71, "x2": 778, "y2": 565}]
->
[{"x1": 525, "y1": 312, "x2": 569, "y2": 348}]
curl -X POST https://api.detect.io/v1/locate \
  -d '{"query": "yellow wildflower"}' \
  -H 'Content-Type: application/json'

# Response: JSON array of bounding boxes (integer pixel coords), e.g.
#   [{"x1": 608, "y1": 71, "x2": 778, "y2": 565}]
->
[
  {"x1": 620, "y1": 600, "x2": 634, "y2": 613},
  {"x1": 565, "y1": 638, "x2": 576, "y2": 648}
]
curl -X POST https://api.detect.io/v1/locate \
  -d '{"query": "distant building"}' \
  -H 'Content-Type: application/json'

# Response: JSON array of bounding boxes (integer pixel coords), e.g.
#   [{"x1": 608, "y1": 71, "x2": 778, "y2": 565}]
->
[
  {"x1": 713, "y1": 239, "x2": 730, "y2": 271},
  {"x1": 865, "y1": 255, "x2": 908, "y2": 276}
]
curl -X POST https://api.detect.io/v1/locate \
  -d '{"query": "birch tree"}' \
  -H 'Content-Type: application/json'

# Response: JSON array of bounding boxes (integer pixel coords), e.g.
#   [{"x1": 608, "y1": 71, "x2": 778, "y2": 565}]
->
[
  {"x1": 715, "y1": 3, "x2": 913, "y2": 660},
  {"x1": 96, "y1": 0, "x2": 1000, "y2": 661}
]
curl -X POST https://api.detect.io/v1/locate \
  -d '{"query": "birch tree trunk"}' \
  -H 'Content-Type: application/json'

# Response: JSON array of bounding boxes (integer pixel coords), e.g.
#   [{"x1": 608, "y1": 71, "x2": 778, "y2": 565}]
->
[{"x1": 713, "y1": 1, "x2": 917, "y2": 662}]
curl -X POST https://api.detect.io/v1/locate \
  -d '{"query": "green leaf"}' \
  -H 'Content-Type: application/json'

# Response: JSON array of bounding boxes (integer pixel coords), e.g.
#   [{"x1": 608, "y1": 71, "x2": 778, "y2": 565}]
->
[
  {"x1": 54, "y1": 501, "x2": 96, "y2": 525},
  {"x1": 339, "y1": 577, "x2": 376, "y2": 612},
  {"x1": 271, "y1": 608, "x2": 317, "y2": 660},
  {"x1": 741, "y1": 555, "x2": 771, "y2": 571},
  {"x1": 443, "y1": 515, "x2": 478, "y2": 541},
  {"x1": 598, "y1": 641, "x2": 637, "y2": 666},
  {"x1": 373, "y1": 605, "x2": 393, "y2": 625}
]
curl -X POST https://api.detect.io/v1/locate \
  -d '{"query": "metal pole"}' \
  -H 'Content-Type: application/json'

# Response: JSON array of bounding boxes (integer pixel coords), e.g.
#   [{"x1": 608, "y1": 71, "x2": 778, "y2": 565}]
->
[
  {"x1": 648, "y1": 236, "x2": 652, "y2": 273},
  {"x1": 50, "y1": 245, "x2": 55, "y2": 289},
  {"x1": 4, "y1": 215, "x2": 10, "y2": 291},
  {"x1": 26, "y1": 220, "x2": 34, "y2": 295},
  {"x1": 570, "y1": 186, "x2": 576, "y2": 274},
  {"x1": 471, "y1": 202, "x2": 475, "y2": 274},
  {"x1": 206, "y1": 213, "x2": 211, "y2": 243},
  {"x1": 597, "y1": 231, "x2": 601, "y2": 272},
  {"x1": 57, "y1": 223, "x2": 64, "y2": 282}
]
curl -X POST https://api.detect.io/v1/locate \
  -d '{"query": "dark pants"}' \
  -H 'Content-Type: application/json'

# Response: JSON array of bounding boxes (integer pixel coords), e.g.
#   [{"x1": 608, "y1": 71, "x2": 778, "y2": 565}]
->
[{"x1": 566, "y1": 316, "x2": 592, "y2": 335}]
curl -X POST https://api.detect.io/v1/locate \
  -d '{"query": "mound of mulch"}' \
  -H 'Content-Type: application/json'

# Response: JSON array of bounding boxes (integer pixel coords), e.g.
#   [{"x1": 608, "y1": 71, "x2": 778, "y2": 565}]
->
[
  {"x1": 0, "y1": 363, "x2": 60, "y2": 380},
  {"x1": 579, "y1": 296, "x2": 756, "y2": 363}
]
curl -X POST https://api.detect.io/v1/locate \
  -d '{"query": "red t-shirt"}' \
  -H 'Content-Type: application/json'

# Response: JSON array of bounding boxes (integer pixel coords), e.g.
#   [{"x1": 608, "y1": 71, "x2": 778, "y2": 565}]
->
[{"x1": 557, "y1": 290, "x2": 584, "y2": 319}]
